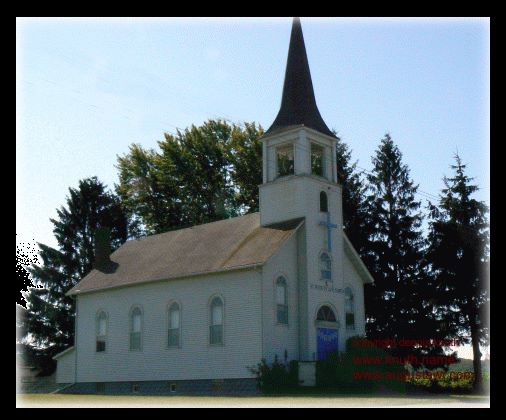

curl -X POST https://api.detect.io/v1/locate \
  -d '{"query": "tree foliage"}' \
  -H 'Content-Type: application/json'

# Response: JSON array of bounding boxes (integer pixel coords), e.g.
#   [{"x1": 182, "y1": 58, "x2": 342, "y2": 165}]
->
[
  {"x1": 334, "y1": 135, "x2": 371, "y2": 257},
  {"x1": 116, "y1": 119, "x2": 263, "y2": 236},
  {"x1": 363, "y1": 134, "x2": 446, "y2": 366},
  {"x1": 426, "y1": 154, "x2": 489, "y2": 389},
  {"x1": 19, "y1": 177, "x2": 128, "y2": 374}
]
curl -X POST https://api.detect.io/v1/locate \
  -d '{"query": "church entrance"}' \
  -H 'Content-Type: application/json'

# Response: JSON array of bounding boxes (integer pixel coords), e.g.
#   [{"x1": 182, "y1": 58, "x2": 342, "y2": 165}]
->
[{"x1": 315, "y1": 305, "x2": 339, "y2": 361}]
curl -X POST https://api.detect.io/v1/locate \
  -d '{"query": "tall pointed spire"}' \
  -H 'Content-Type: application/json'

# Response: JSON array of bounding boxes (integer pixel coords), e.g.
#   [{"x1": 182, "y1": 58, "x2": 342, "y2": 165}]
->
[{"x1": 265, "y1": 17, "x2": 335, "y2": 138}]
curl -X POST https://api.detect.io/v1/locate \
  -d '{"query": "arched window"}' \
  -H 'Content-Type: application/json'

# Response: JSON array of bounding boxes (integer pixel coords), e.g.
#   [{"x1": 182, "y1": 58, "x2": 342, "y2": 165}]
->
[
  {"x1": 320, "y1": 252, "x2": 331, "y2": 281},
  {"x1": 320, "y1": 191, "x2": 328, "y2": 212},
  {"x1": 130, "y1": 307, "x2": 142, "y2": 351},
  {"x1": 345, "y1": 287, "x2": 355, "y2": 330},
  {"x1": 210, "y1": 297, "x2": 224, "y2": 345},
  {"x1": 96, "y1": 311, "x2": 107, "y2": 352},
  {"x1": 316, "y1": 305, "x2": 337, "y2": 322},
  {"x1": 168, "y1": 302, "x2": 181, "y2": 347},
  {"x1": 276, "y1": 276, "x2": 288, "y2": 324}
]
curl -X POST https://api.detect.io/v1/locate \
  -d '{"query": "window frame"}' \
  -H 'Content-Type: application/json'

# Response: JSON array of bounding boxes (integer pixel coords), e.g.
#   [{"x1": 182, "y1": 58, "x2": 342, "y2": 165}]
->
[
  {"x1": 275, "y1": 276, "x2": 289, "y2": 326},
  {"x1": 209, "y1": 295, "x2": 225, "y2": 346},
  {"x1": 319, "y1": 191, "x2": 328, "y2": 213},
  {"x1": 310, "y1": 142, "x2": 325, "y2": 177},
  {"x1": 129, "y1": 305, "x2": 143, "y2": 352},
  {"x1": 275, "y1": 144, "x2": 295, "y2": 178},
  {"x1": 95, "y1": 310, "x2": 108, "y2": 353},
  {"x1": 344, "y1": 286, "x2": 356, "y2": 331},
  {"x1": 319, "y1": 251, "x2": 332, "y2": 282},
  {"x1": 315, "y1": 304, "x2": 338, "y2": 325},
  {"x1": 167, "y1": 301, "x2": 182, "y2": 349}
]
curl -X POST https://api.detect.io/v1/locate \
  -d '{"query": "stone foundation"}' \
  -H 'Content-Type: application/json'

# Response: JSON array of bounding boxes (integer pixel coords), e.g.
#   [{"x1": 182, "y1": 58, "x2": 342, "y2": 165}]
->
[{"x1": 59, "y1": 378, "x2": 259, "y2": 396}]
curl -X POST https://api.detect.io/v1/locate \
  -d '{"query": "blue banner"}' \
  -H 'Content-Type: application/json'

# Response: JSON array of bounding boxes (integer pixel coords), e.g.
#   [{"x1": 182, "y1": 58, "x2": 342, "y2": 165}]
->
[{"x1": 317, "y1": 327, "x2": 339, "y2": 361}]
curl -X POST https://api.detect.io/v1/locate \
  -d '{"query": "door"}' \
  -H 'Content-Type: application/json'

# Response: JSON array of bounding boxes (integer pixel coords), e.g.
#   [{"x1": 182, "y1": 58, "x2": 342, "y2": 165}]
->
[{"x1": 316, "y1": 327, "x2": 338, "y2": 361}]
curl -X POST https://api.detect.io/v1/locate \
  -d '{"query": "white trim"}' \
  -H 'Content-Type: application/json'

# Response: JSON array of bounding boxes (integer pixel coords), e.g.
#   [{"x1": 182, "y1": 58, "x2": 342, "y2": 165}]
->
[
  {"x1": 95, "y1": 309, "x2": 108, "y2": 353},
  {"x1": 314, "y1": 303, "x2": 340, "y2": 330},
  {"x1": 343, "y1": 284, "x2": 356, "y2": 331},
  {"x1": 52, "y1": 346, "x2": 75, "y2": 360},
  {"x1": 260, "y1": 125, "x2": 337, "y2": 143},
  {"x1": 208, "y1": 294, "x2": 225, "y2": 347},
  {"x1": 318, "y1": 250, "x2": 332, "y2": 283},
  {"x1": 166, "y1": 300, "x2": 182, "y2": 349},
  {"x1": 343, "y1": 232, "x2": 374, "y2": 284},
  {"x1": 129, "y1": 305, "x2": 144, "y2": 351},
  {"x1": 67, "y1": 263, "x2": 265, "y2": 296},
  {"x1": 274, "y1": 274, "x2": 289, "y2": 326}
]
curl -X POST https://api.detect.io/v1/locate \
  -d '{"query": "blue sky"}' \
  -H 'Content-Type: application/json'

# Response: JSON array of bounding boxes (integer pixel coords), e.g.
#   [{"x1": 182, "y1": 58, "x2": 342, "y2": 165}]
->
[{"x1": 17, "y1": 17, "x2": 490, "y2": 251}]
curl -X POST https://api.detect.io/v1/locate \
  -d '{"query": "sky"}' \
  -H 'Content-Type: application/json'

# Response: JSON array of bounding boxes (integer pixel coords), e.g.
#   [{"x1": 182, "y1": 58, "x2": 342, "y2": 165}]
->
[
  {"x1": 17, "y1": 17, "x2": 490, "y2": 251},
  {"x1": 16, "y1": 17, "x2": 489, "y2": 360}
]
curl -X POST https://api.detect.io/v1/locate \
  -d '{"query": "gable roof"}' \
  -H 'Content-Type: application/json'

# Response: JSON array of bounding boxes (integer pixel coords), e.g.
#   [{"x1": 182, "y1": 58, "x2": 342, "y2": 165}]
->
[{"x1": 67, "y1": 213, "x2": 304, "y2": 296}]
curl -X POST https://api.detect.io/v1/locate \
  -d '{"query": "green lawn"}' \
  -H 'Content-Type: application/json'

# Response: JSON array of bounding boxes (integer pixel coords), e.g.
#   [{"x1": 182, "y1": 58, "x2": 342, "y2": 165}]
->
[{"x1": 17, "y1": 393, "x2": 490, "y2": 408}]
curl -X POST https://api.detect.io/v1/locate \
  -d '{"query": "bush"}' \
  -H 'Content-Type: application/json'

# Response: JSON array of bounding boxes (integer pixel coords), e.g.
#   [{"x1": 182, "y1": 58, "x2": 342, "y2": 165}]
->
[
  {"x1": 249, "y1": 355, "x2": 299, "y2": 393},
  {"x1": 405, "y1": 370, "x2": 487, "y2": 394},
  {"x1": 315, "y1": 336, "x2": 407, "y2": 393}
]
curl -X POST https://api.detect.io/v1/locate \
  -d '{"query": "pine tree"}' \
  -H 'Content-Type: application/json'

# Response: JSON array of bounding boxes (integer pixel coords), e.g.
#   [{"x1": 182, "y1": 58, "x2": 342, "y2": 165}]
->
[
  {"x1": 364, "y1": 134, "x2": 443, "y2": 365},
  {"x1": 427, "y1": 154, "x2": 489, "y2": 390},
  {"x1": 334, "y1": 136, "x2": 370, "y2": 257},
  {"x1": 19, "y1": 177, "x2": 128, "y2": 374}
]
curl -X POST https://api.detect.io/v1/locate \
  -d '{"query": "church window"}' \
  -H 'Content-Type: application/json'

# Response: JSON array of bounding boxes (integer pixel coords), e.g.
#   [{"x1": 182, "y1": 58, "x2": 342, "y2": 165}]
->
[
  {"x1": 168, "y1": 302, "x2": 181, "y2": 347},
  {"x1": 311, "y1": 143, "x2": 324, "y2": 177},
  {"x1": 320, "y1": 252, "x2": 331, "y2": 281},
  {"x1": 210, "y1": 297, "x2": 224, "y2": 345},
  {"x1": 320, "y1": 191, "x2": 328, "y2": 212},
  {"x1": 276, "y1": 145, "x2": 294, "y2": 177},
  {"x1": 96, "y1": 311, "x2": 107, "y2": 352},
  {"x1": 345, "y1": 287, "x2": 355, "y2": 330},
  {"x1": 130, "y1": 306, "x2": 142, "y2": 351},
  {"x1": 316, "y1": 305, "x2": 337, "y2": 322},
  {"x1": 276, "y1": 276, "x2": 288, "y2": 324}
]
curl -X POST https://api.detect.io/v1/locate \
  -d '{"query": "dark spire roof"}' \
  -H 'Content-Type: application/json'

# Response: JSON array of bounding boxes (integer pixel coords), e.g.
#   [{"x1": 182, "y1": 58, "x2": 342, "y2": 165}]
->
[{"x1": 265, "y1": 17, "x2": 335, "y2": 138}]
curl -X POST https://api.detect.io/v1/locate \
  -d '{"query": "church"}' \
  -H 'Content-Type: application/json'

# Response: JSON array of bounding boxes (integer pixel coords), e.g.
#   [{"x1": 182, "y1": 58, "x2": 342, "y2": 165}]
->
[{"x1": 54, "y1": 18, "x2": 374, "y2": 395}]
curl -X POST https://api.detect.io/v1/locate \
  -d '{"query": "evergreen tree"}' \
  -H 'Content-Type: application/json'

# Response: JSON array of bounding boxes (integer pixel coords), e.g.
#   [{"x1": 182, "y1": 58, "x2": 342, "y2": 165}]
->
[
  {"x1": 19, "y1": 177, "x2": 128, "y2": 374},
  {"x1": 334, "y1": 136, "x2": 370, "y2": 257},
  {"x1": 427, "y1": 154, "x2": 489, "y2": 390},
  {"x1": 16, "y1": 240, "x2": 39, "y2": 305},
  {"x1": 364, "y1": 134, "x2": 443, "y2": 365}
]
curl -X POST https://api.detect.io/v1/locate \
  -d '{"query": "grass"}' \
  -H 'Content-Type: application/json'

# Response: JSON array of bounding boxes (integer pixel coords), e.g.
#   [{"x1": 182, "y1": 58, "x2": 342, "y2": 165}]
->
[{"x1": 16, "y1": 393, "x2": 490, "y2": 408}]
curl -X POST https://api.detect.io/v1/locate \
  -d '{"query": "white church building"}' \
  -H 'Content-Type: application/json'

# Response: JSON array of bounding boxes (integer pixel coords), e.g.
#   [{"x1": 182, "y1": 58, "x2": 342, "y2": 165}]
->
[{"x1": 54, "y1": 18, "x2": 374, "y2": 395}]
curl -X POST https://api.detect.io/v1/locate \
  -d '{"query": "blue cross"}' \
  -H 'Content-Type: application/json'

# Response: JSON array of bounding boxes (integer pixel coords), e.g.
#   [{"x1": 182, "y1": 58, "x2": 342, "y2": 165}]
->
[{"x1": 319, "y1": 211, "x2": 338, "y2": 251}]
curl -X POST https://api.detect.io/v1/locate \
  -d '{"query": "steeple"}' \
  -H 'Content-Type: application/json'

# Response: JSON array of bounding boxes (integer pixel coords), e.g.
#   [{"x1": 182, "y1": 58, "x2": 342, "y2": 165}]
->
[{"x1": 265, "y1": 17, "x2": 335, "y2": 138}]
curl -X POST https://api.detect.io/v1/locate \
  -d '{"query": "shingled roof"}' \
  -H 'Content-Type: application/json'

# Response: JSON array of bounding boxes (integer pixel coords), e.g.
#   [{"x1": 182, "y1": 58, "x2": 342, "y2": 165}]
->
[
  {"x1": 264, "y1": 17, "x2": 336, "y2": 139},
  {"x1": 67, "y1": 213, "x2": 304, "y2": 296}
]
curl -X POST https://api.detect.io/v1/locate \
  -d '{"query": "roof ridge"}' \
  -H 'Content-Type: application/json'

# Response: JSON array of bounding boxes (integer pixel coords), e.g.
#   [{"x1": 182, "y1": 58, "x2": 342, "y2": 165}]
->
[{"x1": 125, "y1": 212, "x2": 259, "y2": 245}]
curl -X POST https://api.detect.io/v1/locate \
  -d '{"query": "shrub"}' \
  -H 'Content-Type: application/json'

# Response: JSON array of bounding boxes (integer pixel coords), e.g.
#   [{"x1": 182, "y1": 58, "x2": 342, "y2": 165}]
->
[
  {"x1": 249, "y1": 355, "x2": 299, "y2": 393},
  {"x1": 315, "y1": 336, "x2": 407, "y2": 393}
]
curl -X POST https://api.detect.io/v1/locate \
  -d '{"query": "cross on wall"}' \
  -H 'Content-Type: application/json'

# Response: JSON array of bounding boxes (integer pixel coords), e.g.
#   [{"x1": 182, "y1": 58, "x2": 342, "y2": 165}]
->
[{"x1": 319, "y1": 211, "x2": 338, "y2": 251}]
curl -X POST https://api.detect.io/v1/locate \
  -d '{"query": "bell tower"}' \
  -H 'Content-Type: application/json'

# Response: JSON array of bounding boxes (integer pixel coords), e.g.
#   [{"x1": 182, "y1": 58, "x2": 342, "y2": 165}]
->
[{"x1": 259, "y1": 18, "x2": 346, "y2": 360}]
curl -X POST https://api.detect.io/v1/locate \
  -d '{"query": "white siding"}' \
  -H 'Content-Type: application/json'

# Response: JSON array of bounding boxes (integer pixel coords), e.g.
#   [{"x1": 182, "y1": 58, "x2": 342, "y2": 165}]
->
[
  {"x1": 55, "y1": 349, "x2": 76, "y2": 384},
  {"x1": 261, "y1": 232, "x2": 300, "y2": 363},
  {"x1": 342, "y1": 252, "x2": 367, "y2": 339},
  {"x1": 260, "y1": 165, "x2": 346, "y2": 358},
  {"x1": 75, "y1": 270, "x2": 262, "y2": 383}
]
